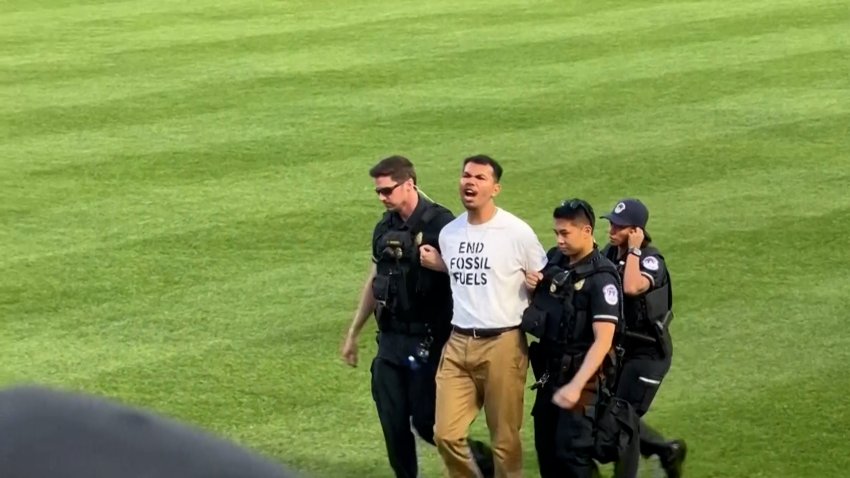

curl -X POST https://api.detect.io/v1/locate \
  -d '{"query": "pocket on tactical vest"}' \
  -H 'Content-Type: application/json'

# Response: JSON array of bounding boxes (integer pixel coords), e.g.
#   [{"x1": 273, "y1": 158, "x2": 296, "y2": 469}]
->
[
  {"x1": 520, "y1": 305, "x2": 547, "y2": 338},
  {"x1": 371, "y1": 275, "x2": 391, "y2": 302}
]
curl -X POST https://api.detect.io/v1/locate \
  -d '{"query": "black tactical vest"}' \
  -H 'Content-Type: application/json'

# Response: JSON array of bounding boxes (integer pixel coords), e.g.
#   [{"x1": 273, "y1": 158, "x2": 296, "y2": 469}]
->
[
  {"x1": 371, "y1": 201, "x2": 447, "y2": 325},
  {"x1": 522, "y1": 249, "x2": 623, "y2": 357},
  {"x1": 603, "y1": 245, "x2": 673, "y2": 334}
]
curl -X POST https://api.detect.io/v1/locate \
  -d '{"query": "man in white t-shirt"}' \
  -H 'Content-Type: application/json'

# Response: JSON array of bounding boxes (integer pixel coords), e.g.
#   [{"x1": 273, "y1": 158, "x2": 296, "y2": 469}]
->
[{"x1": 419, "y1": 155, "x2": 547, "y2": 478}]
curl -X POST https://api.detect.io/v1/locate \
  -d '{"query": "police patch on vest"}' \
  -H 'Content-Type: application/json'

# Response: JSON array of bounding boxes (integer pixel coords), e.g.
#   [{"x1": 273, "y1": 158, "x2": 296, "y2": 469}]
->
[
  {"x1": 603, "y1": 284, "x2": 618, "y2": 305},
  {"x1": 574, "y1": 278, "x2": 585, "y2": 290},
  {"x1": 642, "y1": 256, "x2": 659, "y2": 271}
]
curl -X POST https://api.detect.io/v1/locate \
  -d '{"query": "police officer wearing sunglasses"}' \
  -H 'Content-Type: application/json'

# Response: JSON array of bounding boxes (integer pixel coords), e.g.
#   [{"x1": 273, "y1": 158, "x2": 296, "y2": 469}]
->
[
  {"x1": 600, "y1": 198, "x2": 687, "y2": 478},
  {"x1": 522, "y1": 199, "x2": 639, "y2": 478},
  {"x1": 341, "y1": 155, "x2": 493, "y2": 478}
]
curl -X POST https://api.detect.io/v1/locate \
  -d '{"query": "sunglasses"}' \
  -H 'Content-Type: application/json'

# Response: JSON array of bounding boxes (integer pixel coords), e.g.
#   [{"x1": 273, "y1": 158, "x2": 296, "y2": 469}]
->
[
  {"x1": 559, "y1": 198, "x2": 596, "y2": 229},
  {"x1": 375, "y1": 182, "x2": 404, "y2": 197}
]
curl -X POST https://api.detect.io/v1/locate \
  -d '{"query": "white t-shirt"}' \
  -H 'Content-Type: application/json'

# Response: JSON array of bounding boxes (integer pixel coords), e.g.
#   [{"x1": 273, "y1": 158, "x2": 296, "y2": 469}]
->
[{"x1": 439, "y1": 208, "x2": 548, "y2": 329}]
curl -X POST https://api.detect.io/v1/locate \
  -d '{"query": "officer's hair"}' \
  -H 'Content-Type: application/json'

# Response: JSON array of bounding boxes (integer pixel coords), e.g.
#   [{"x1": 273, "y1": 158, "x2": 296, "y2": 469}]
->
[
  {"x1": 369, "y1": 155, "x2": 417, "y2": 185},
  {"x1": 553, "y1": 200, "x2": 596, "y2": 230},
  {"x1": 463, "y1": 154, "x2": 503, "y2": 182}
]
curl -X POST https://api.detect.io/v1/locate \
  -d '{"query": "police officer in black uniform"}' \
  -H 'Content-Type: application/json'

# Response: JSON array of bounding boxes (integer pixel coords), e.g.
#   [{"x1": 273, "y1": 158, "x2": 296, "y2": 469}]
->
[
  {"x1": 521, "y1": 199, "x2": 639, "y2": 478},
  {"x1": 600, "y1": 198, "x2": 687, "y2": 478},
  {"x1": 341, "y1": 156, "x2": 493, "y2": 478}
]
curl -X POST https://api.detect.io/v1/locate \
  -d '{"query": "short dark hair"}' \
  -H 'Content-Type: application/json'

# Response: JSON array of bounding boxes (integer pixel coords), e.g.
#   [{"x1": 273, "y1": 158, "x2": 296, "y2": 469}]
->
[
  {"x1": 553, "y1": 198, "x2": 596, "y2": 230},
  {"x1": 463, "y1": 154, "x2": 503, "y2": 182},
  {"x1": 369, "y1": 155, "x2": 417, "y2": 185}
]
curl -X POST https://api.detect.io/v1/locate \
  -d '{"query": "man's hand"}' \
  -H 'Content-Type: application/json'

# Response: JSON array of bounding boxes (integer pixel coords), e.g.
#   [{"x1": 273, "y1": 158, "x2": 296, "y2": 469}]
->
[
  {"x1": 341, "y1": 333, "x2": 359, "y2": 367},
  {"x1": 419, "y1": 244, "x2": 447, "y2": 272},
  {"x1": 627, "y1": 227, "x2": 645, "y2": 249},
  {"x1": 525, "y1": 270, "x2": 543, "y2": 290},
  {"x1": 552, "y1": 380, "x2": 584, "y2": 410}
]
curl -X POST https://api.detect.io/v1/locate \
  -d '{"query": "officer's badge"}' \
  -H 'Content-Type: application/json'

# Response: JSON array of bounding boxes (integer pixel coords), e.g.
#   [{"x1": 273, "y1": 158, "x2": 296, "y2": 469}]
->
[
  {"x1": 573, "y1": 279, "x2": 585, "y2": 290},
  {"x1": 549, "y1": 283, "x2": 558, "y2": 294},
  {"x1": 415, "y1": 232, "x2": 423, "y2": 246},
  {"x1": 603, "y1": 284, "x2": 619, "y2": 305},
  {"x1": 642, "y1": 256, "x2": 659, "y2": 271}
]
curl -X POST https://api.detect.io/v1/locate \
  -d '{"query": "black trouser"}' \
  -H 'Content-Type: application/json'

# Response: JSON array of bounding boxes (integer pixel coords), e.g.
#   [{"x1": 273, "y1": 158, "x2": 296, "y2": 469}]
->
[
  {"x1": 613, "y1": 352, "x2": 673, "y2": 477},
  {"x1": 532, "y1": 380, "x2": 639, "y2": 478},
  {"x1": 370, "y1": 353, "x2": 439, "y2": 478},
  {"x1": 370, "y1": 333, "x2": 493, "y2": 478}
]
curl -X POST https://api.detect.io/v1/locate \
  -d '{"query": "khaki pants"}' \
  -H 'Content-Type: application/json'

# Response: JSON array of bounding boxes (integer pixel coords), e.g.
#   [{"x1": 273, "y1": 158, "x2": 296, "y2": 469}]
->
[{"x1": 434, "y1": 328, "x2": 529, "y2": 478}]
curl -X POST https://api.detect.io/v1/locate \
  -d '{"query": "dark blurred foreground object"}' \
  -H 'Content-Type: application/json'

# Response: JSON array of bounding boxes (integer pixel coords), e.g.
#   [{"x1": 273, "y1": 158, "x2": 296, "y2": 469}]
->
[{"x1": 0, "y1": 385, "x2": 303, "y2": 478}]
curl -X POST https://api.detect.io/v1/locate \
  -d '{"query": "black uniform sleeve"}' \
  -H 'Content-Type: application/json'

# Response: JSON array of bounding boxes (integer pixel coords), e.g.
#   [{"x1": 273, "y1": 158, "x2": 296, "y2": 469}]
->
[
  {"x1": 638, "y1": 253, "x2": 667, "y2": 288},
  {"x1": 589, "y1": 273, "x2": 622, "y2": 324},
  {"x1": 371, "y1": 221, "x2": 384, "y2": 263}
]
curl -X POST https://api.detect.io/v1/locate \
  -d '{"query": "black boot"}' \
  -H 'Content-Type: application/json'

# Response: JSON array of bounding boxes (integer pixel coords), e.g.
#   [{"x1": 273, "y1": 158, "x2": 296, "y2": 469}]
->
[
  {"x1": 659, "y1": 440, "x2": 687, "y2": 478},
  {"x1": 469, "y1": 439, "x2": 494, "y2": 478}
]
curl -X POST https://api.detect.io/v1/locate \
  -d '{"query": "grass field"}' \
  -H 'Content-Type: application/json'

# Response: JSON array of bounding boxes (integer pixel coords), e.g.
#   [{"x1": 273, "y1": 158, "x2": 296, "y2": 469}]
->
[{"x1": 2, "y1": 0, "x2": 849, "y2": 476}]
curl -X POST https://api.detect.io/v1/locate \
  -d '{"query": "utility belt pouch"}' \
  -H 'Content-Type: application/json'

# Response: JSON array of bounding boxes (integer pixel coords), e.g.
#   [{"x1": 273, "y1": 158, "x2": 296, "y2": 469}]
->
[
  {"x1": 520, "y1": 305, "x2": 548, "y2": 338},
  {"x1": 592, "y1": 395, "x2": 639, "y2": 464},
  {"x1": 371, "y1": 275, "x2": 391, "y2": 303},
  {"x1": 393, "y1": 270, "x2": 412, "y2": 313}
]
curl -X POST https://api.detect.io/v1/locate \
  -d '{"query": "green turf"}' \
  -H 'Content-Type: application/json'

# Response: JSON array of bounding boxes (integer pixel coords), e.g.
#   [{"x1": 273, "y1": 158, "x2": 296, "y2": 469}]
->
[{"x1": 1, "y1": 0, "x2": 849, "y2": 476}]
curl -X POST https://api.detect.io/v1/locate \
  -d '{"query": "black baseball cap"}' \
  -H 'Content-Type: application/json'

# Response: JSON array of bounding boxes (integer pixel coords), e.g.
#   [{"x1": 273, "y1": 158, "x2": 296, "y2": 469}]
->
[
  {"x1": 601, "y1": 199, "x2": 652, "y2": 240},
  {"x1": 0, "y1": 385, "x2": 302, "y2": 478}
]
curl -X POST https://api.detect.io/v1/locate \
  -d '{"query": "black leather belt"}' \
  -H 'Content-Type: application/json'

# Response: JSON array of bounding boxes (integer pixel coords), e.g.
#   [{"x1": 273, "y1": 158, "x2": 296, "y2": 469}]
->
[{"x1": 452, "y1": 325, "x2": 518, "y2": 338}]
